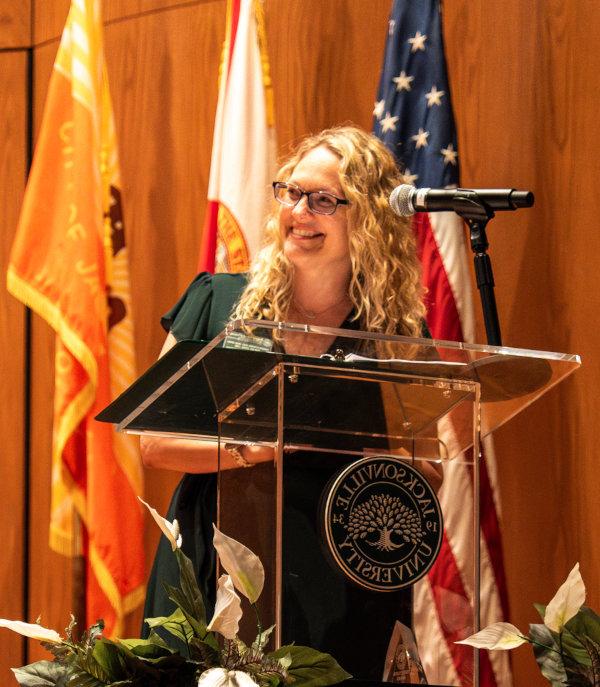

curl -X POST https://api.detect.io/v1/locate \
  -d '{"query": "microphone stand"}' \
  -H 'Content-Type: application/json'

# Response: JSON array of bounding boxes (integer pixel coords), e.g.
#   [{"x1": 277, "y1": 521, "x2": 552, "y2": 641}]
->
[{"x1": 453, "y1": 193, "x2": 502, "y2": 346}]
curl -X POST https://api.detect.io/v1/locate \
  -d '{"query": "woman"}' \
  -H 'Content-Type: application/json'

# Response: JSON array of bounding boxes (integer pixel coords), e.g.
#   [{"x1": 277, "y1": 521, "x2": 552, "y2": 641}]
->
[{"x1": 141, "y1": 125, "x2": 437, "y2": 678}]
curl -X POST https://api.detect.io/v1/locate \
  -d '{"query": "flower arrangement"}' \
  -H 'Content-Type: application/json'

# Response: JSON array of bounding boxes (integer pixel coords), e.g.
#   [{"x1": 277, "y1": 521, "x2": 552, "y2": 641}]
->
[
  {"x1": 0, "y1": 499, "x2": 351, "y2": 687},
  {"x1": 457, "y1": 563, "x2": 599, "y2": 686}
]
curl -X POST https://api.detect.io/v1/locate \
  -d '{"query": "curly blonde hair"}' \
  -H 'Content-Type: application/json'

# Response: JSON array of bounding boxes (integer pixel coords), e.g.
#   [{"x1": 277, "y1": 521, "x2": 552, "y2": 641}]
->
[{"x1": 233, "y1": 125, "x2": 425, "y2": 337}]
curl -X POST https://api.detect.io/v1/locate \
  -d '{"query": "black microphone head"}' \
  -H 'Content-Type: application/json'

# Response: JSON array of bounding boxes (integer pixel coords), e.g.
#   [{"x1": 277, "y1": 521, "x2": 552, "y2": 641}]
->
[
  {"x1": 510, "y1": 190, "x2": 535, "y2": 208},
  {"x1": 389, "y1": 184, "x2": 415, "y2": 217}
]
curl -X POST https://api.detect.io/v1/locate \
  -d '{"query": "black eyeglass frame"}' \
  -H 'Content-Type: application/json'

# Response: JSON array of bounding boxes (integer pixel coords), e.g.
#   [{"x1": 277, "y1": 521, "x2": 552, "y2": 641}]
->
[{"x1": 272, "y1": 181, "x2": 349, "y2": 215}]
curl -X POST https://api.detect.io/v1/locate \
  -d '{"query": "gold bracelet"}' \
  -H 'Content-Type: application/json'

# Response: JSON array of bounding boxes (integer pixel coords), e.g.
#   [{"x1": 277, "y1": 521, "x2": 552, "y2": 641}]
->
[{"x1": 223, "y1": 443, "x2": 254, "y2": 468}]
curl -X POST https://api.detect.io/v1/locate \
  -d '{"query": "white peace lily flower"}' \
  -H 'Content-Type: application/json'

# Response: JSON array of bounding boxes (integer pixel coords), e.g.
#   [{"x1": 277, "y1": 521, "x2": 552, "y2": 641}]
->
[
  {"x1": 198, "y1": 667, "x2": 260, "y2": 687},
  {"x1": 139, "y1": 497, "x2": 182, "y2": 551},
  {"x1": 212, "y1": 525, "x2": 264, "y2": 604},
  {"x1": 0, "y1": 619, "x2": 61, "y2": 643},
  {"x1": 207, "y1": 574, "x2": 243, "y2": 639},
  {"x1": 544, "y1": 562, "x2": 586, "y2": 632},
  {"x1": 456, "y1": 622, "x2": 528, "y2": 650}
]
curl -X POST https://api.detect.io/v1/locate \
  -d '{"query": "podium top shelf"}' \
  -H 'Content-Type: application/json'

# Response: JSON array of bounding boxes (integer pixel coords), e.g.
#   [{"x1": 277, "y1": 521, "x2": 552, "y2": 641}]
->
[{"x1": 97, "y1": 320, "x2": 581, "y2": 462}]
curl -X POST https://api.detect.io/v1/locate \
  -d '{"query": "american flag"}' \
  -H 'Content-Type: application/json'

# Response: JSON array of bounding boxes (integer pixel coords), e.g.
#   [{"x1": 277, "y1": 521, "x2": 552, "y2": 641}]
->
[
  {"x1": 373, "y1": 2, "x2": 511, "y2": 686},
  {"x1": 374, "y1": 0, "x2": 458, "y2": 190}
]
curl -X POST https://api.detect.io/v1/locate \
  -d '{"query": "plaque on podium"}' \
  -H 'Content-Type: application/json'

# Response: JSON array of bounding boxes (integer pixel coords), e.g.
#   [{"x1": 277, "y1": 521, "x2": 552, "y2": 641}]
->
[{"x1": 98, "y1": 320, "x2": 580, "y2": 686}]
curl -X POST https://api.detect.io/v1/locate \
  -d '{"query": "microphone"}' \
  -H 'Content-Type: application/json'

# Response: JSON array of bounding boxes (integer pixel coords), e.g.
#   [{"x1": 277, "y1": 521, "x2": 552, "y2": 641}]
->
[{"x1": 389, "y1": 184, "x2": 534, "y2": 217}]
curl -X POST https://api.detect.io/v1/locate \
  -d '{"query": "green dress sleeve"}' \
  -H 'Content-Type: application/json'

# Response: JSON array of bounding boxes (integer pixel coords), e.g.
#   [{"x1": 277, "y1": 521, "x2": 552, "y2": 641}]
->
[{"x1": 161, "y1": 271, "x2": 248, "y2": 342}]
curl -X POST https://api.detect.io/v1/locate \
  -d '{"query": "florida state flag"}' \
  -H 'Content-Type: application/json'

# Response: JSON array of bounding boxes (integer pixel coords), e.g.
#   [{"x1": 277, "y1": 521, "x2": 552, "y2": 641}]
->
[
  {"x1": 7, "y1": 0, "x2": 144, "y2": 636},
  {"x1": 198, "y1": 0, "x2": 278, "y2": 273}
]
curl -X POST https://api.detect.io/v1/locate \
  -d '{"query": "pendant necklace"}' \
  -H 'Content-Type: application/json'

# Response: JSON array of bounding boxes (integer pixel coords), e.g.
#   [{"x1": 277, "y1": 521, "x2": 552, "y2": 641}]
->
[{"x1": 292, "y1": 294, "x2": 350, "y2": 320}]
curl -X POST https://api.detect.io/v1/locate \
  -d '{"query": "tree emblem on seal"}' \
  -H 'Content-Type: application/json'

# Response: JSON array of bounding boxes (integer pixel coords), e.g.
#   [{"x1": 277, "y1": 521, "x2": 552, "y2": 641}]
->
[
  {"x1": 322, "y1": 456, "x2": 443, "y2": 591},
  {"x1": 346, "y1": 494, "x2": 422, "y2": 552}
]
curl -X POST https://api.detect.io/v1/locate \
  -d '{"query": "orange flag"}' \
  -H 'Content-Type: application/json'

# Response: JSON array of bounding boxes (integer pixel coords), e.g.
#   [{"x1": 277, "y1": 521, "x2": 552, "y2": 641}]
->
[{"x1": 7, "y1": 0, "x2": 144, "y2": 636}]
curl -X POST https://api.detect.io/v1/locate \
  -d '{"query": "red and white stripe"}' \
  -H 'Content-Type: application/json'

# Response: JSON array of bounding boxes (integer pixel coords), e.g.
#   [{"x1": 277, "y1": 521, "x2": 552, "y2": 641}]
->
[{"x1": 412, "y1": 212, "x2": 512, "y2": 687}]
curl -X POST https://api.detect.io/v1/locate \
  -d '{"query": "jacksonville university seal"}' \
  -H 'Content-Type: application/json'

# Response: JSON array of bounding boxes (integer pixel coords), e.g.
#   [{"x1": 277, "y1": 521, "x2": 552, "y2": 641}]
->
[{"x1": 322, "y1": 456, "x2": 443, "y2": 592}]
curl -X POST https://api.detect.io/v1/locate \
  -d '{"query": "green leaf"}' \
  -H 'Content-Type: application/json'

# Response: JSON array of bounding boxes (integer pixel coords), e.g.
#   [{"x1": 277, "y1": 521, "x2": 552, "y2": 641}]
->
[
  {"x1": 67, "y1": 667, "x2": 110, "y2": 687},
  {"x1": 556, "y1": 607, "x2": 600, "y2": 669},
  {"x1": 253, "y1": 625, "x2": 275, "y2": 652},
  {"x1": 529, "y1": 623, "x2": 567, "y2": 687},
  {"x1": 112, "y1": 639, "x2": 197, "y2": 673},
  {"x1": 11, "y1": 661, "x2": 71, "y2": 687},
  {"x1": 117, "y1": 636, "x2": 175, "y2": 659},
  {"x1": 188, "y1": 635, "x2": 220, "y2": 664},
  {"x1": 164, "y1": 583, "x2": 208, "y2": 639},
  {"x1": 175, "y1": 548, "x2": 207, "y2": 625},
  {"x1": 125, "y1": 652, "x2": 192, "y2": 669},
  {"x1": 563, "y1": 667, "x2": 595, "y2": 687},
  {"x1": 89, "y1": 639, "x2": 128, "y2": 678},
  {"x1": 533, "y1": 602, "x2": 546, "y2": 622},
  {"x1": 268, "y1": 645, "x2": 352, "y2": 687},
  {"x1": 581, "y1": 636, "x2": 600, "y2": 685},
  {"x1": 40, "y1": 640, "x2": 73, "y2": 660},
  {"x1": 146, "y1": 629, "x2": 174, "y2": 647},
  {"x1": 566, "y1": 606, "x2": 600, "y2": 646},
  {"x1": 145, "y1": 608, "x2": 195, "y2": 644},
  {"x1": 259, "y1": 675, "x2": 286, "y2": 687},
  {"x1": 560, "y1": 631, "x2": 594, "y2": 668},
  {"x1": 233, "y1": 636, "x2": 250, "y2": 654},
  {"x1": 277, "y1": 653, "x2": 293, "y2": 671}
]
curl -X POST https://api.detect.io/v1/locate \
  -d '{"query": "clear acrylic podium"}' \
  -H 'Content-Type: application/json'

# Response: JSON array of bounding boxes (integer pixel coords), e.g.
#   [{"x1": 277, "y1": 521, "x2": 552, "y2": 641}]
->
[{"x1": 98, "y1": 320, "x2": 580, "y2": 686}]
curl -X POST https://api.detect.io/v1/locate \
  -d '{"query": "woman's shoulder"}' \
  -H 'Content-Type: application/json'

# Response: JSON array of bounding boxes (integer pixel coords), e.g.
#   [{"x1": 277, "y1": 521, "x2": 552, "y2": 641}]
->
[
  {"x1": 161, "y1": 271, "x2": 248, "y2": 339},
  {"x1": 179, "y1": 270, "x2": 248, "y2": 293},
  {"x1": 210, "y1": 271, "x2": 249, "y2": 292}
]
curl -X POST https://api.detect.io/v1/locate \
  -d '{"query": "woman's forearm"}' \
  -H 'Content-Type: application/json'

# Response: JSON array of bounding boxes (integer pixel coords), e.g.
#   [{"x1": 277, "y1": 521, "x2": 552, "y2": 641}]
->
[{"x1": 140, "y1": 434, "x2": 274, "y2": 473}]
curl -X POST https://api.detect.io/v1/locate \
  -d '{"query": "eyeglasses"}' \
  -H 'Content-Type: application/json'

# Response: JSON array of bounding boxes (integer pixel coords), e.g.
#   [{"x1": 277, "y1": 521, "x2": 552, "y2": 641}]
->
[{"x1": 272, "y1": 181, "x2": 349, "y2": 215}]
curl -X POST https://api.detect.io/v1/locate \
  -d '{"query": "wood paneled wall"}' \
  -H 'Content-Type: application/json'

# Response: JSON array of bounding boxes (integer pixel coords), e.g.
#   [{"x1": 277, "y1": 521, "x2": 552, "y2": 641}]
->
[
  {"x1": 0, "y1": 2, "x2": 31, "y2": 677},
  {"x1": 443, "y1": 2, "x2": 600, "y2": 681},
  {"x1": 1, "y1": 1, "x2": 598, "y2": 684},
  {"x1": 0, "y1": 49, "x2": 28, "y2": 671}
]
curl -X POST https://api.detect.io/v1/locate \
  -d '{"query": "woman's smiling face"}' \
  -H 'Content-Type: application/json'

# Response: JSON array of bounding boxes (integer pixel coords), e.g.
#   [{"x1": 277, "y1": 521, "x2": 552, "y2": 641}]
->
[{"x1": 280, "y1": 145, "x2": 351, "y2": 279}]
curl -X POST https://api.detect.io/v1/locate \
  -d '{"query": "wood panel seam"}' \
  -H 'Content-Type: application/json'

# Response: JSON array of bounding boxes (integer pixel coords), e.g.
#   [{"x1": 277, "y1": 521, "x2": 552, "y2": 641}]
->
[{"x1": 32, "y1": 0, "x2": 220, "y2": 49}]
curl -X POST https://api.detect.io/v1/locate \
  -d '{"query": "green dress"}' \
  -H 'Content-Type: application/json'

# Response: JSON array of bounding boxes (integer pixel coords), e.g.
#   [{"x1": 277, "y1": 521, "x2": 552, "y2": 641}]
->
[
  {"x1": 142, "y1": 272, "x2": 246, "y2": 642},
  {"x1": 142, "y1": 272, "x2": 412, "y2": 680}
]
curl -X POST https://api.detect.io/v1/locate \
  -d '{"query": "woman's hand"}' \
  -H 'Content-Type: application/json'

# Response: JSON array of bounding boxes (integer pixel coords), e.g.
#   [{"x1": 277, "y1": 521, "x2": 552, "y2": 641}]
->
[{"x1": 140, "y1": 434, "x2": 275, "y2": 473}]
